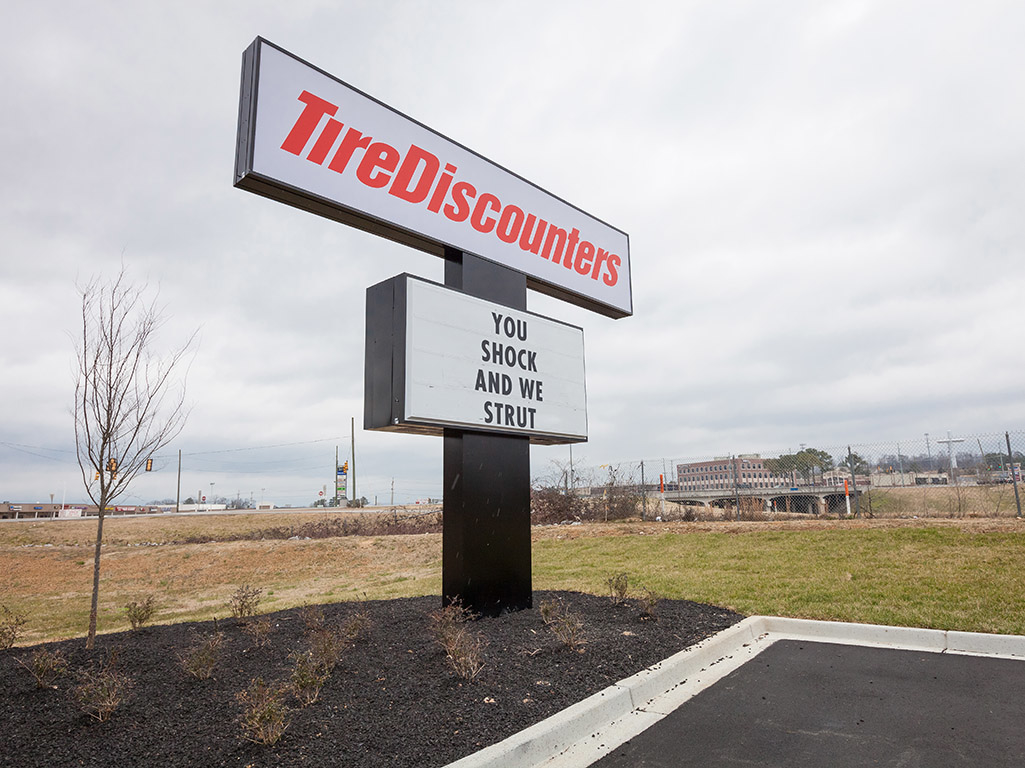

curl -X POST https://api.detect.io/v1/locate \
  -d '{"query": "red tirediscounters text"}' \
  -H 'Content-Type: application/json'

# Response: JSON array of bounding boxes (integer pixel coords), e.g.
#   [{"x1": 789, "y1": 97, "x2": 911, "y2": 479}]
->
[{"x1": 279, "y1": 91, "x2": 622, "y2": 288}]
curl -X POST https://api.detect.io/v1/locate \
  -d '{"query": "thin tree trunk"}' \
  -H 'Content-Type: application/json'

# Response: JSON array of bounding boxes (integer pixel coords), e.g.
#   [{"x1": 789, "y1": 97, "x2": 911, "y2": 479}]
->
[{"x1": 86, "y1": 509, "x2": 106, "y2": 649}]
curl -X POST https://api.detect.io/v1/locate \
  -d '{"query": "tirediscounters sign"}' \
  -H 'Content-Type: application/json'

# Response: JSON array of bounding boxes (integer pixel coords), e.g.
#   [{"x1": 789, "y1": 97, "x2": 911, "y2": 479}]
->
[
  {"x1": 365, "y1": 275, "x2": 587, "y2": 444},
  {"x1": 234, "y1": 38, "x2": 632, "y2": 319}
]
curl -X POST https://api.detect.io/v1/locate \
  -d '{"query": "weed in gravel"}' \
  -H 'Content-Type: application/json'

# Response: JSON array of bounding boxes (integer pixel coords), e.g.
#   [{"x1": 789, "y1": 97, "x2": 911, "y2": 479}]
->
[
  {"x1": 228, "y1": 584, "x2": 262, "y2": 621},
  {"x1": 123, "y1": 595, "x2": 157, "y2": 630},
  {"x1": 636, "y1": 587, "x2": 661, "y2": 621},
  {"x1": 0, "y1": 605, "x2": 28, "y2": 650},
  {"x1": 606, "y1": 572, "x2": 630, "y2": 604},
  {"x1": 288, "y1": 649, "x2": 331, "y2": 707},
  {"x1": 71, "y1": 651, "x2": 133, "y2": 722},
  {"x1": 178, "y1": 632, "x2": 225, "y2": 680},
  {"x1": 237, "y1": 677, "x2": 291, "y2": 745},
  {"x1": 539, "y1": 598, "x2": 586, "y2": 652},
  {"x1": 243, "y1": 616, "x2": 273, "y2": 648},
  {"x1": 429, "y1": 599, "x2": 487, "y2": 680},
  {"x1": 17, "y1": 647, "x2": 70, "y2": 689}
]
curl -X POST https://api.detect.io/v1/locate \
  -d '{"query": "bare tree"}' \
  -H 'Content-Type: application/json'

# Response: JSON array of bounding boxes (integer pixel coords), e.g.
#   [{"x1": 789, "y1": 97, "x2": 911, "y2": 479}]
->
[{"x1": 74, "y1": 269, "x2": 195, "y2": 648}]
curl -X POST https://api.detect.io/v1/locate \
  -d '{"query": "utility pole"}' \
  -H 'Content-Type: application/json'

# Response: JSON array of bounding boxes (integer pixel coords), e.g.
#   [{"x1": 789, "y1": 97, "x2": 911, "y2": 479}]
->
[
  {"x1": 351, "y1": 417, "x2": 357, "y2": 506},
  {"x1": 176, "y1": 449, "x2": 181, "y2": 513}
]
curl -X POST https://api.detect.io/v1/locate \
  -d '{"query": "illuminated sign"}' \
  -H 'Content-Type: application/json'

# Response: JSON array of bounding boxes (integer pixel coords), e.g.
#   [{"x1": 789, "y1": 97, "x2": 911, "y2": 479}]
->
[{"x1": 235, "y1": 38, "x2": 632, "y2": 319}]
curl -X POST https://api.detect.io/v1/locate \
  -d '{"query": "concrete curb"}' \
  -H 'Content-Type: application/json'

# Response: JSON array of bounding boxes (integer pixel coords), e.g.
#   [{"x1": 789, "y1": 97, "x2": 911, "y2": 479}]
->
[{"x1": 443, "y1": 617, "x2": 1025, "y2": 768}]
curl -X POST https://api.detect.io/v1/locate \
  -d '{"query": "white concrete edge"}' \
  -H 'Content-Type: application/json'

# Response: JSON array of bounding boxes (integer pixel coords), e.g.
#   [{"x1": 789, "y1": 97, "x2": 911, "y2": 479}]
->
[
  {"x1": 443, "y1": 617, "x2": 1025, "y2": 768},
  {"x1": 759, "y1": 616, "x2": 1025, "y2": 659}
]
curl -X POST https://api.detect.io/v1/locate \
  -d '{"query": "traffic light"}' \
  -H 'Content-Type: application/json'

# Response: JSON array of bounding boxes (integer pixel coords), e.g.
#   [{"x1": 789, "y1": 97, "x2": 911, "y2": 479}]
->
[
  {"x1": 146, "y1": 458, "x2": 153, "y2": 472},
  {"x1": 342, "y1": 461, "x2": 349, "y2": 473},
  {"x1": 107, "y1": 458, "x2": 118, "y2": 472},
  {"x1": 94, "y1": 472, "x2": 100, "y2": 481}
]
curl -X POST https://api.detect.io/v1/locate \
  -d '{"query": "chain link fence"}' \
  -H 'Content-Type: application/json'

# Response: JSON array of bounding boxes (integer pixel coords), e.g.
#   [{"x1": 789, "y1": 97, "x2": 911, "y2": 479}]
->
[{"x1": 532, "y1": 431, "x2": 1025, "y2": 523}]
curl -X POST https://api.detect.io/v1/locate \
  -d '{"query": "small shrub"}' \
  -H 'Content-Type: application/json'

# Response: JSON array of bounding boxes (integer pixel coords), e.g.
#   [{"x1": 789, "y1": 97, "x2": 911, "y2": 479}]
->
[
  {"x1": 228, "y1": 584, "x2": 262, "y2": 620},
  {"x1": 429, "y1": 600, "x2": 486, "y2": 680},
  {"x1": 429, "y1": 599, "x2": 477, "y2": 643},
  {"x1": 72, "y1": 652, "x2": 133, "y2": 722},
  {"x1": 244, "y1": 617, "x2": 273, "y2": 647},
  {"x1": 442, "y1": 626, "x2": 487, "y2": 680},
  {"x1": 298, "y1": 603, "x2": 325, "y2": 633},
  {"x1": 606, "y1": 573, "x2": 630, "y2": 604},
  {"x1": 18, "y1": 648, "x2": 70, "y2": 689},
  {"x1": 530, "y1": 486, "x2": 594, "y2": 524},
  {"x1": 637, "y1": 587, "x2": 661, "y2": 621},
  {"x1": 0, "y1": 605, "x2": 28, "y2": 650},
  {"x1": 179, "y1": 632, "x2": 225, "y2": 680},
  {"x1": 307, "y1": 627, "x2": 344, "y2": 673},
  {"x1": 342, "y1": 610, "x2": 371, "y2": 642},
  {"x1": 539, "y1": 598, "x2": 585, "y2": 651},
  {"x1": 288, "y1": 649, "x2": 330, "y2": 707},
  {"x1": 123, "y1": 595, "x2": 157, "y2": 630},
  {"x1": 237, "y1": 677, "x2": 290, "y2": 745},
  {"x1": 538, "y1": 600, "x2": 557, "y2": 624}
]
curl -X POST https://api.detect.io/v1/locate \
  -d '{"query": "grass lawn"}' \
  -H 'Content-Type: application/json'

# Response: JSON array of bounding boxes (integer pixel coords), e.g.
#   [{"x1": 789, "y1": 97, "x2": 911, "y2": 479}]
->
[
  {"x1": 533, "y1": 525, "x2": 1025, "y2": 636},
  {"x1": 3, "y1": 516, "x2": 1024, "y2": 644}
]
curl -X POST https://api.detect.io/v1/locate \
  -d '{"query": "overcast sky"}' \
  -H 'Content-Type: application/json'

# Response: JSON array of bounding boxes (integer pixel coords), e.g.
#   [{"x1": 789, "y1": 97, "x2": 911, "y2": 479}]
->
[{"x1": 2, "y1": 1, "x2": 1023, "y2": 507}]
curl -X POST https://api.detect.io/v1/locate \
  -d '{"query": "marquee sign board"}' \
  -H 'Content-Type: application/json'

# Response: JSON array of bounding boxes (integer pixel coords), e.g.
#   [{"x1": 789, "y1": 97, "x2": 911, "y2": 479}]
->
[
  {"x1": 234, "y1": 37, "x2": 632, "y2": 319},
  {"x1": 365, "y1": 274, "x2": 587, "y2": 444}
]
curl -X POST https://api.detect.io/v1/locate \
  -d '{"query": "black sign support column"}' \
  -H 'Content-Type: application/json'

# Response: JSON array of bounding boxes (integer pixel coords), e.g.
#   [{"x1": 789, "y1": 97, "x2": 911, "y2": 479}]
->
[{"x1": 443, "y1": 247, "x2": 532, "y2": 616}]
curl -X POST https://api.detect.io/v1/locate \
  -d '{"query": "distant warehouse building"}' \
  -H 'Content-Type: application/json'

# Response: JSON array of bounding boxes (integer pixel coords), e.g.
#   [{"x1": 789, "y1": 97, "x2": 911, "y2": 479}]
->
[
  {"x1": 0, "y1": 503, "x2": 166, "y2": 520},
  {"x1": 677, "y1": 455, "x2": 784, "y2": 492}
]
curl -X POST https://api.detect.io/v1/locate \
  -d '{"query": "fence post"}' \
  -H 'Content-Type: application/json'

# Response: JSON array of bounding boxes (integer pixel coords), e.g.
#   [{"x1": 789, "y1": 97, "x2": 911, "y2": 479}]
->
[
  {"x1": 732, "y1": 455, "x2": 741, "y2": 521},
  {"x1": 1006, "y1": 432, "x2": 1022, "y2": 518},
  {"x1": 847, "y1": 446, "x2": 861, "y2": 518},
  {"x1": 640, "y1": 461, "x2": 647, "y2": 521}
]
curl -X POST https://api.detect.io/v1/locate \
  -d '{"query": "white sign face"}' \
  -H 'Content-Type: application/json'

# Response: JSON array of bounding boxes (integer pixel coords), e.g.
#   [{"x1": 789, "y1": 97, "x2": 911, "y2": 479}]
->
[
  {"x1": 236, "y1": 38, "x2": 632, "y2": 319},
  {"x1": 404, "y1": 279, "x2": 587, "y2": 441}
]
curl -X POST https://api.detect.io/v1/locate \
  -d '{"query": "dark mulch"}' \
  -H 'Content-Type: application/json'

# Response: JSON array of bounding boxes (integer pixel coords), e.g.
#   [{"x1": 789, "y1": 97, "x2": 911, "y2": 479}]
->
[{"x1": 0, "y1": 592, "x2": 742, "y2": 768}]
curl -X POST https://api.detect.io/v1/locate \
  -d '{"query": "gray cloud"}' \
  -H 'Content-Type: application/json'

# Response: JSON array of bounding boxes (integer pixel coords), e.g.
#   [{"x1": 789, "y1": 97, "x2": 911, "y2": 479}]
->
[{"x1": 2, "y1": 1, "x2": 1024, "y2": 505}]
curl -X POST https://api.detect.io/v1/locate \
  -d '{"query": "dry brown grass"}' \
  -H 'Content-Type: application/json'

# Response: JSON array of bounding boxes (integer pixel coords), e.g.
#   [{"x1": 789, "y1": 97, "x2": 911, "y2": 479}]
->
[
  {"x1": 4, "y1": 502, "x2": 1024, "y2": 645},
  {"x1": 1, "y1": 529, "x2": 442, "y2": 645},
  {"x1": 862, "y1": 485, "x2": 1024, "y2": 519}
]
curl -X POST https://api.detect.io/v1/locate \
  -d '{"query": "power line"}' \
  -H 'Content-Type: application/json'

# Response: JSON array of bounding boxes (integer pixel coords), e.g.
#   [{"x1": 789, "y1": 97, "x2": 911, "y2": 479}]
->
[{"x1": 179, "y1": 436, "x2": 345, "y2": 457}]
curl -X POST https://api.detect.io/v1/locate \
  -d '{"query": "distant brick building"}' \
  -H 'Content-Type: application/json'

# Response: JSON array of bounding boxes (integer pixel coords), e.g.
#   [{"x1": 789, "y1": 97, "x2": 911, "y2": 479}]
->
[{"x1": 676, "y1": 455, "x2": 784, "y2": 492}]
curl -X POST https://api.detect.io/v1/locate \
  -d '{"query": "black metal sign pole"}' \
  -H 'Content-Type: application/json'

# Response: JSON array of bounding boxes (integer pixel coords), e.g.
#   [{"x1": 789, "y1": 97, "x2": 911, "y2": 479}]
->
[{"x1": 442, "y1": 247, "x2": 532, "y2": 616}]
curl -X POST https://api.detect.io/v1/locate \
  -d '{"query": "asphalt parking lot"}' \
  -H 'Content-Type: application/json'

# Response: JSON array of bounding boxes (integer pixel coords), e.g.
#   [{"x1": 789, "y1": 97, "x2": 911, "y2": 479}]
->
[{"x1": 592, "y1": 639, "x2": 1025, "y2": 767}]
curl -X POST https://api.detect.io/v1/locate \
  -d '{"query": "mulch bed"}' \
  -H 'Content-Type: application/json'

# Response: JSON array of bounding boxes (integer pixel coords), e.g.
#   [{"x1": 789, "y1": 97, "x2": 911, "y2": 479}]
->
[{"x1": 0, "y1": 592, "x2": 742, "y2": 768}]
